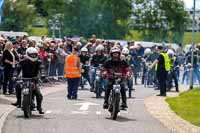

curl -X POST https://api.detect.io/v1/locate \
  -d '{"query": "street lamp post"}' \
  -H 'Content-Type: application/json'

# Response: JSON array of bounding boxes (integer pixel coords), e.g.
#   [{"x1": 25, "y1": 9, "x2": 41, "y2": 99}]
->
[
  {"x1": 190, "y1": 0, "x2": 196, "y2": 89},
  {"x1": 48, "y1": 18, "x2": 61, "y2": 38}
]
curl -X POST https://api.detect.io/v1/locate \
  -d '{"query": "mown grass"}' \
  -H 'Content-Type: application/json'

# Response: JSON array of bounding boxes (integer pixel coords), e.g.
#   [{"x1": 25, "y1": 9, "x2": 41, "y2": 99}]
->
[
  {"x1": 28, "y1": 26, "x2": 48, "y2": 36},
  {"x1": 166, "y1": 88, "x2": 200, "y2": 126}
]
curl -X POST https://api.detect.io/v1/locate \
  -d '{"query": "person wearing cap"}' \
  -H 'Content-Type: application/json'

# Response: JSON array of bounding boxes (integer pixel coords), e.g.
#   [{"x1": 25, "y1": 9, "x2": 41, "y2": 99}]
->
[
  {"x1": 64, "y1": 45, "x2": 81, "y2": 99},
  {"x1": 151, "y1": 46, "x2": 170, "y2": 96}
]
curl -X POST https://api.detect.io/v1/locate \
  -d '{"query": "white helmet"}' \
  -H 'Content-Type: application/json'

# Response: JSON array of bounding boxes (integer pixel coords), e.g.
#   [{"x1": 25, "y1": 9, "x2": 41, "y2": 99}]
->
[
  {"x1": 26, "y1": 47, "x2": 39, "y2": 62},
  {"x1": 110, "y1": 46, "x2": 121, "y2": 55},
  {"x1": 167, "y1": 49, "x2": 174, "y2": 56},
  {"x1": 95, "y1": 45, "x2": 104, "y2": 52},
  {"x1": 81, "y1": 47, "x2": 88, "y2": 52},
  {"x1": 144, "y1": 48, "x2": 151, "y2": 55},
  {"x1": 122, "y1": 48, "x2": 129, "y2": 55}
]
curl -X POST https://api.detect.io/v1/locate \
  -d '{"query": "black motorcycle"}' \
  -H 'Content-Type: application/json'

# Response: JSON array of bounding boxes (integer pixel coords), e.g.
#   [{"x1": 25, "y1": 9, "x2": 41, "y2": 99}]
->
[
  {"x1": 108, "y1": 73, "x2": 126, "y2": 120},
  {"x1": 15, "y1": 77, "x2": 38, "y2": 118}
]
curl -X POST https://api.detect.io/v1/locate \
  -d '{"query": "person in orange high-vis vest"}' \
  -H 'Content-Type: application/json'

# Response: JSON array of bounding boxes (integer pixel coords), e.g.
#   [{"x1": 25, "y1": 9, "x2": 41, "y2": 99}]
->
[{"x1": 64, "y1": 46, "x2": 81, "y2": 99}]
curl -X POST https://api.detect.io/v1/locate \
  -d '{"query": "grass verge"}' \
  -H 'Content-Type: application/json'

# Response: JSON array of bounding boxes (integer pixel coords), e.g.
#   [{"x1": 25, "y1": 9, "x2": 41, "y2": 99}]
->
[{"x1": 166, "y1": 88, "x2": 200, "y2": 126}]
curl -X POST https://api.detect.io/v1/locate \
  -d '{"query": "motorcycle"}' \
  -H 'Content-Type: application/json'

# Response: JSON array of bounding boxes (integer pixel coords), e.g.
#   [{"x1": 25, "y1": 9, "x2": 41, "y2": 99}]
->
[
  {"x1": 94, "y1": 66, "x2": 103, "y2": 98},
  {"x1": 144, "y1": 63, "x2": 155, "y2": 88},
  {"x1": 80, "y1": 65, "x2": 90, "y2": 90},
  {"x1": 15, "y1": 77, "x2": 38, "y2": 118},
  {"x1": 108, "y1": 72, "x2": 126, "y2": 120}
]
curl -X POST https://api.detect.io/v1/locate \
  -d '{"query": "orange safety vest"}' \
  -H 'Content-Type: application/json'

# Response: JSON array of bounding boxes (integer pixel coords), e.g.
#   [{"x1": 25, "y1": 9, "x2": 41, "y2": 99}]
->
[{"x1": 64, "y1": 55, "x2": 81, "y2": 78}]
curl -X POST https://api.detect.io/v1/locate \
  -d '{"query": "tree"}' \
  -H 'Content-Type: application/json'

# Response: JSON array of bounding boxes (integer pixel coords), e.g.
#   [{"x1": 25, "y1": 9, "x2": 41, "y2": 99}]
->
[
  {"x1": 131, "y1": 0, "x2": 189, "y2": 43},
  {"x1": 61, "y1": 0, "x2": 132, "y2": 39},
  {"x1": 0, "y1": 0, "x2": 36, "y2": 31}
]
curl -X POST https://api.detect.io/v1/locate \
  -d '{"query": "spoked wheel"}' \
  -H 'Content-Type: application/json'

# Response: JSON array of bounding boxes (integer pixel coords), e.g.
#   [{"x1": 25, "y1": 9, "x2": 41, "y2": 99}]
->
[
  {"x1": 111, "y1": 93, "x2": 120, "y2": 120},
  {"x1": 23, "y1": 95, "x2": 31, "y2": 118},
  {"x1": 95, "y1": 81, "x2": 101, "y2": 98}
]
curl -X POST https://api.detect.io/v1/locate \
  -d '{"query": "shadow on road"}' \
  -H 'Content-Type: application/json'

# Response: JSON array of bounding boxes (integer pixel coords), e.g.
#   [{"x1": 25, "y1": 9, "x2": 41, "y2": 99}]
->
[
  {"x1": 105, "y1": 116, "x2": 137, "y2": 122},
  {"x1": 15, "y1": 114, "x2": 51, "y2": 120}
]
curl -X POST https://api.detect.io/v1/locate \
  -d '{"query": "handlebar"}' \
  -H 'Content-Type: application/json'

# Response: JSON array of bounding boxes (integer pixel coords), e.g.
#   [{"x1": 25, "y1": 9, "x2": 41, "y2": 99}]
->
[{"x1": 13, "y1": 76, "x2": 39, "y2": 81}]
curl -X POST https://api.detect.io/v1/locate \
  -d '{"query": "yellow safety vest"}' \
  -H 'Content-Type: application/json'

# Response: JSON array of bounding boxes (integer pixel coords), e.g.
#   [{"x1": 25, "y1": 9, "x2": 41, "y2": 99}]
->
[{"x1": 155, "y1": 52, "x2": 170, "y2": 71}]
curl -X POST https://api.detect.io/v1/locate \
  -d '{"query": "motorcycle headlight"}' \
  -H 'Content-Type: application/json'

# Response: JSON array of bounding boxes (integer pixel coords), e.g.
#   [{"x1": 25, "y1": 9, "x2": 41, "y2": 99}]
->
[
  {"x1": 22, "y1": 88, "x2": 29, "y2": 95},
  {"x1": 96, "y1": 70, "x2": 101, "y2": 75}
]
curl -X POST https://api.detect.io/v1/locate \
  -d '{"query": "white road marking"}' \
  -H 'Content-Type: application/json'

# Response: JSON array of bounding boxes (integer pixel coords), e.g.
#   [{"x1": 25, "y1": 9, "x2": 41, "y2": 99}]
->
[
  {"x1": 96, "y1": 111, "x2": 101, "y2": 115},
  {"x1": 46, "y1": 110, "x2": 52, "y2": 114},
  {"x1": 75, "y1": 102, "x2": 99, "y2": 111},
  {"x1": 71, "y1": 111, "x2": 89, "y2": 115}
]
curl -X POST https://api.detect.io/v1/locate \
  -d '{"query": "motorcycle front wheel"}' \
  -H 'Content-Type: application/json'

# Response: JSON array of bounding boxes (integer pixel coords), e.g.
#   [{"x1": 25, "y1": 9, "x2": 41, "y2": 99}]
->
[
  {"x1": 22, "y1": 95, "x2": 31, "y2": 118},
  {"x1": 111, "y1": 93, "x2": 120, "y2": 120}
]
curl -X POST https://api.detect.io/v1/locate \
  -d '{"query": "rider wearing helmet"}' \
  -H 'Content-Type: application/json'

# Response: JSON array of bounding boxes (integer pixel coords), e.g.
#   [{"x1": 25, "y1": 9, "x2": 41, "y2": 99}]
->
[
  {"x1": 79, "y1": 47, "x2": 90, "y2": 86},
  {"x1": 121, "y1": 47, "x2": 133, "y2": 90},
  {"x1": 167, "y1": 49, "x2": 179, "y2": 92},
  {"x1": 80, "y1": 47, "x2": 90, "y2": 65},
  {"x1": 144, "y1": 48, "x2": 151, "y2": 56},
  {"x1": 122, "y1": 47, "x2": 132, "y2": 64},
  {"x1": 102, "y1": 47, "x2": 132, "y2": 109},
  {"x1": 12, "y1": 47, "x2": 45, "y2": 114},
  {"x1": 90, "y1": 45, "x2": 107, "y2": 92}
]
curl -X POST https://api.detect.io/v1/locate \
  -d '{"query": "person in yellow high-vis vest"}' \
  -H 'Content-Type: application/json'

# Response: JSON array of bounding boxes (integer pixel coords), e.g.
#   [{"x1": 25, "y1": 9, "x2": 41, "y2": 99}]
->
[
  {"x1": 151, "y1": 46, "x2": 170, "y2": 96},
  {"x1": 64, "y1": 45, "x2": 81, "y2": 99}
]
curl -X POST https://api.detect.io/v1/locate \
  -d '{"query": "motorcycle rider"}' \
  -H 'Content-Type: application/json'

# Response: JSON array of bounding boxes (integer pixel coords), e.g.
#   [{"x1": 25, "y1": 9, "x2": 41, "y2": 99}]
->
[
  {"x1": 142, "y1": 48, "x2": 152, "y2": 85},
  {"x1": 102, "y1": 47, "x2": 132, "y2": 109},
  {"x1": 167, "y1": 49, "x2": 179, "y2": 92},
  {"x1": 90, "y1": 45, "x2": 107, "y2": 92},
  {"x1": 79, "y1": 47, "x2": 90, "y2": 87},
  {"x1": 121, "y1": 47, "x2": 133, "y2": 91},
  {"x1": 12, "y1": 47, "x2": 44, "y2": 114}
]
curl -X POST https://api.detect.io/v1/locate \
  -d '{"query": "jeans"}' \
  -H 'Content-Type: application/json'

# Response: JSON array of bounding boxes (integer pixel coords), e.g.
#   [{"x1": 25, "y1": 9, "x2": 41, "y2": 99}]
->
[
  {"x1": 182, "y1": 70, "x2": 190, "y2": 84},
  {"x1": 67, "y1": 78, "x2": 80, "y2": 98},
  {"x1": 89, "y1": 68, "x2": 107, "y2": 90},
  {"x1": 49, "y1": 62, "x2": 57, "y2": 76},
  {"x1": 3, "y1": 67, "x2": 14, "y2": 94},
  {"x1": 127, "y1": 76, "x2": 133, "y2": 89},
  {"x1": 168, "y1": 70, "x2": 179, "y2": 92},
  {"x1": 56, "y1": 63, "x2": 64, "y2": 76},
  {"x1": 193, "y1": 67, "x2": 200, "y2": 84},
  {"x1": 89, "y1": 68, "x2": 96, "y2": 88}
]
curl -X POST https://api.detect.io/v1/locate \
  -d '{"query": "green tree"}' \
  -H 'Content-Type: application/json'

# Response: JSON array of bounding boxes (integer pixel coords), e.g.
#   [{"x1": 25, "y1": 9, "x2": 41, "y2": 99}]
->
[
  {"x1": 0, "y1": 0, "x2": 35, "y2": 31},
  {"x1": 132, "y1": 0, "x2": 189, "y2": 43},
  {"x1": 61, "y1": 0, "x2": 132, "y2": 39}
]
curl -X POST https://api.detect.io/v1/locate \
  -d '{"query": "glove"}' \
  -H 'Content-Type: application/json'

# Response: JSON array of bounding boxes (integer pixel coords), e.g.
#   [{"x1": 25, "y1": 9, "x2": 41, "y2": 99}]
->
[
  {"x1": 102, "y1": 71, "x2": 108, "y2": 79},
  {"x1": 126, "y1": 72, "x2": 132, "y2": 80}
]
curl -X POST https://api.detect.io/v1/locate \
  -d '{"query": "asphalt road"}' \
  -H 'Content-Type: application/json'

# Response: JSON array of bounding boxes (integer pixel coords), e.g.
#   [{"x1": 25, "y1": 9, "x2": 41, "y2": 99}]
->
[{"x1": 3, "y1": 84, "x2": 170, "y2": 133}]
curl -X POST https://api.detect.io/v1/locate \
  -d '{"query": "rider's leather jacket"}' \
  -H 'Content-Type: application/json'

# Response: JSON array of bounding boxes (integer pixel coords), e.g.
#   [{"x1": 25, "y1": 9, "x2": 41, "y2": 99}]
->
[
  {"x1": 91, "y1": 54, "x2": 107, "y2": 67},
  {"x1": 17, "y1": 59, "x2": 44, "y2": 78},
  {"x1": 102, "y1": 58, "x2": 132, "y2": 80}
]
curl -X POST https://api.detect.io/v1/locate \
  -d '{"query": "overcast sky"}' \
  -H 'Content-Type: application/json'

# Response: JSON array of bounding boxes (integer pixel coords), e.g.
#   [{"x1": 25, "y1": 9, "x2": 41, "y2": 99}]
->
[{"x1": 183, "y1": 0, "x2": 200, "y2": 9}]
